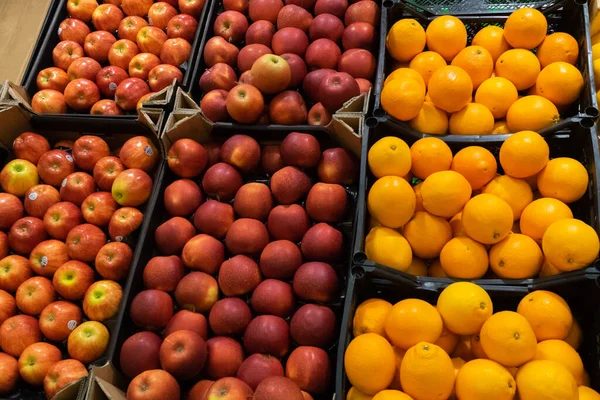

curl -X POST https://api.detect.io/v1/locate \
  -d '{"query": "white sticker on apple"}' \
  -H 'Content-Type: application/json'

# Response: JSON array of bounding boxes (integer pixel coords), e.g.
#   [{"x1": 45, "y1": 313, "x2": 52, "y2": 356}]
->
[
  {"x1": 116, "y1": 236, "x2": 123, "y2": 242},
  {"x1": 180, "y1": 61, "x2": 188, "y2": 70},
  {"x1": 57, "y1": 27, "x2": 62, "y2": 36},
  {"x1": 109, "y1": 82, "x2": 118, "y2": 91},
  {"x1": 61, "y1": 178, "x2": 67, "y2": 187},
  {"x1": 28, "y1": 192, "x2": 38, "y2": 201},
  {"x1": 41, "y1": 256, "x2": 48, "y2": 267},
  {"x1": 66, "y1": 154, "x2": 73, "y2": 162},
  {"x1": 144, "y1": 146, "x2": 154, "y2": 156},
  {"x1": 67, "y1": 320, "x2": 78, "y2": 330}
]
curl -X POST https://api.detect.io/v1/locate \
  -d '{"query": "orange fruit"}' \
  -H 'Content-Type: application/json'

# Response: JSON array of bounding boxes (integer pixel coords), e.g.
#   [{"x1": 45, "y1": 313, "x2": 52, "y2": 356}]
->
[
  {"x1": 372, "y1": 390, "x2": 414, "y2": 400},
  {"x1": 470, "y1": 334, "x2": 488, "y2": 359},
  {"x1": 593, "y1": 43, "x2": 600, "y2": 60},
  {"x1": 410, "y1": 138, "x2": 453, "y2": 179},
  {"x1": 347, "y1": 387, "x2": 374, "y2": 400},
  {"x1": 499, "y1": 130, "x2": 549, "y2": 178},
  {"x1": 452, "y1": 337, "x2": 474, "y2": 361},
  {"x1": 492, "y1": 121, "x2": 510, "y2": 134},
  {"x1": 409, "y1": 102, "x2": 448, "y2": 135},
  {"x1": 472, "y1": 26, "x2": 511, "y2": 62},
  {"x1": 489, "y1": 233, "x2": 544, "y2": 279},
  {"x1": 435, "y1": 325, "x2": 459, "y2": 355},
  {"x1": 452, "y1": 357, "x2": 467, "y2": 374},
  {"x1": 579, "y1": 387, "x2": 600, "y2": 400},
  {"x1": 413, "y1": 182, "x2": 424, "y2": 212},
  {"x1": 386, "y1": 19, "x2": 426, "y2": 63},
  {"x1": 437, "y1": 282, "x2": 493, "y2": 336},
  {"x1": 421, "y1": 171, "x2": 472, "y2": 218},
  {"x1": 517, "y1": 290, "x2": 573, "y2": 341},
  {"x1": 385, "y1": 68, "x2": 426, "y2": 91},
  {"x1": 455, "y1": 359, "x2": 516, "y2": 400},
  {"x1": 506, "y1": 95, "x2": 560, "y2": 132},
  {"x1": 365, "y1": 227, "x2": 413, "y2": 272},
  {"x1": 503, "y1": 8, "x2": 548, "y2": 50},
  {"x1": 462, "y1": 194, "x2": 513, "y2": 244},
  {"x1": 482, "y1": 175, "x2": 533, "y2": 220},
  {"x1": 565, "y1": 319, "x2": 583, "y2": 350},
  {"x1": 451, "y1": 146, "x2": 497, "y2": 190},
  {"x1": 479, "y1": 311, "x2": 537, "y2": 367},
  {"x1": 536, "y1": 32, "x2": 579, "y2": 68},
  {"x1": 409, "y1": 51, "x2": 447, "y2": 86},
  {"x1": 537, "y1": 157, "x2": 588, "y2": 204},
  {"x1": 582, "y1": 369, "x2": 591, "y2": 387},
  {"x1": 451, "y1": 46, "x2": 494, "y2": 89},
  {"x1": 404, "y1": 257, "x2": 428, "y2": 276},
  {"x1": 519, "y1": 198, "x2": 573, "y2": 242},
  {"x1": 535, "y1": 62, "x2": 584, "y2": 106},
  {"x1": 425, "y1": 16, "x2": 467, "y2": 61},
  {"x1": 400, "y1": 342, "x2": 455, "y2": 400},
  {"x1": 449, "y1": 212, "x2": 466, "y2": 237},
  {"x1": 439, "y1": 237, "x2": 489, "y2": 279},
  {"x1": 389, "y1": 346, "x2": 406, "y2": 390},
  {"x1": 385, "y1": 299, "x2": 443, "y2": 349},
  {"x1": 368, "y1": 177, "x2": 416, "y2": 228},
  {"x1": 381, "y1": 79, "x2": 426, "y2": 121},
  {"x1": 534, "y1": 339, "x2": 584, "y2": 384},
  {"x1": 428, "y1": 259, "x2": 448, "y2": 278},
  {"x1": 495, "y1": 49, "x2": 541, "y2": 91},
  {"x1": 353, "y1": 298, "x2": 393, "y2": 338},
  {"x1": 542, "y1": 218, "x2": 600, "y2": 272},
  {"x1": 403, "y1": 211, "x2": 452, "y2": 259},
  {"x1": 539, "y1": 258, "x2": 562, "y2": 277},
  {"x1": 449, "y1": 103, "x2": 495, "y2": 135},
  {"x1": 516, "y1": 360, "x2": 578, "y2": 400},
  {"x1": 345, "y1": 333, "x2": 396, "y2": 395},
  {"x1": 368, "y1": 136, "x2": 412, "y2": 178},
  {"x1": 428, "y1": 66, "x2": 473, "y2": 112},
  {"x1": 474, "y1": 77, "x2": 519, "y2": 119}
]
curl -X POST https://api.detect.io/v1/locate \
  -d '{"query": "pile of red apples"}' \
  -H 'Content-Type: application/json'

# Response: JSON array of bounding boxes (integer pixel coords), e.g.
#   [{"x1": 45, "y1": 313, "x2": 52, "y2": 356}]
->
[
  {"x1": 33, "y1": 0, "x2": 204, "y2": 115},
  {"x1": 121, "y1": 132, "x2": 358, "y2": 400},
  {"x1": 0, "y1": 132, "x2": 158, "y2": 398},
  {"x1": 199, "y1": 0, "x2": 379, "y2": 125}
]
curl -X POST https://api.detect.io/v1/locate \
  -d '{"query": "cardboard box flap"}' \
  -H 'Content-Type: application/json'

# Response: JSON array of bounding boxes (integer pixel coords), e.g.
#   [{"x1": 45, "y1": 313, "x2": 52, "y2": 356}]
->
[
  {"x1": 336, "y1": 91, "x2": 370, "y2": 115},
  {"x1": 1, "y1": 81, "x2": 33, "y2": 110},
  {"x1": 51, "y1": 376, "x2": 88, "y2": 400},
  {"x1": 162, "y1": 109, "x2": 213, "y2": 149},
  {"x1": 173, "y1": 87, "x2": 201, "y2": 111},
  {"x1": 0, "y1": 106, "x2": 34, "y2": 151},
  {"x1": 138, "y1": 109, "x2": 164, "y2": 137},
  {"x1": 142, "y1": 83, "x2": 175, "y2": 108},
  {"x1": 329, "y1": 115, "x2": 362, "y2": 157},
  {"x1": 86, "y1": 363, "x2": 127, "y2": 400}
]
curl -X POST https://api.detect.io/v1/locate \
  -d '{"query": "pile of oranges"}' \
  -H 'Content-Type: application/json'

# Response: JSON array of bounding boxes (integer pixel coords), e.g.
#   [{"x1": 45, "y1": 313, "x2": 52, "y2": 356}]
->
[
  {"x1": 366, "y1": 131, "x2": 600, "y2": 279},
  {"x1": 382, "y1": 8, "x2": 584, "y2": 135},
  {"x1": 344, "y1": 281, "x2": 599, "y2": 400}
]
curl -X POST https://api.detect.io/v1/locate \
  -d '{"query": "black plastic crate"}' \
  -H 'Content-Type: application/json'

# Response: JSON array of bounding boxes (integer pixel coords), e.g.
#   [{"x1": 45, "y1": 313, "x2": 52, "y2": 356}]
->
[
  {"x1": 352, "y1": 117, "x2": 600, "y2": 288},
  {"x1": 335, "y1": 265, "x2": 600, "y2": 399},
  {"x1": 370, "y1": 0, "x2": 598, "y2": 140},
  {"x1": 104, "y1": 127, "x2": 359, "y2": 398},
  {"x1": 20, "y1": 0, "x2": 209, "y2": 126},
  {"x1": 0, "y1": 107, "x2": 165, "y2": 400}
]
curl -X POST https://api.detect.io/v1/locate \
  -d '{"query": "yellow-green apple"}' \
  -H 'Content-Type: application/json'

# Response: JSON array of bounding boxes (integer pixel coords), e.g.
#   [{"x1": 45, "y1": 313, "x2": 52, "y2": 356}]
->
[
  {"x1": 82, "y1": 192, "x2": 118, "y2": 227},
  {"x1": 167, "y1": 14, "x2": 198, "y2": 42},
  {"x1": 18, "y1": 342, "x2": 62, "y2": 386},
  {"x1": 209, "y1": 297, "x2": 252, "y2": 337},
  {"x1": 236, "y1": 353, "x2": 284, "y2": 390},
  {"x1": 52, "y1": 40, "x2": 84, "y2": 71},
  {"x1": 36, "y1": 67, "x2": 70, "y2": 92},
  {"x1": 244, "y1": 315, "x2": 290, "y2": 357},
  {"x1": 214, "y1": 11, "x2": 248, "y2": 44},
  {"x1": 305, "y1": 38, "x2": 341, "y2": 69},
  {"x1": 218, "y1": 254, "x2": 262, "y2": 296},
  {"x1": 92, "y1": 3, "x2": 124, "y2": 32},
  {"x1": 0, "y1": 255, "x2": 32, "y2": 292},
  {"x1": 203, "y1": 36, "x2": 239, "y2": 67},
  {"x1": 160, "y1": 38, "x2": 192, "y2": 67},
  {"x1": 93, "y1": 156, "x2": 125, "y2": 192},
  {"x1": 52, "y1": 260, "x2": 95, "y2": 301},
  {"x1": 254, "y1": 376, "x2": 304, "y2": 400},
  {"x1": 68, "y1": 57, "x2": 102, "y2": 81},
  {"x1": 72, "y1": 135, "x2": 110, "y2": 171},
  {"x1": 84, "y1": 31, "x2": 117, "y2": 62},
  {"x1": 59, "y1": 18, "x2": 91, "y2": 45},
  {"x1": 67, "y1": 321, "x2": 110, "y2": 364},
  {"x1": 200, "y1": 63, "x2": 237, "y2": 92},
  {"x1": 129, "y1": 52, "x2": 161, "y2": 80},
  {"x1": 309, "y1": 13, "x2": 344, "y2": 42},
  {"x1": 225, "y1": 84, "x2": 264, "y2": 124},
  {"x1": 205, "y1": 377, "x2": 254, "y2": 400},
  {"x1": 318, "y1": 71, "x2": 360, "y2": 112},
  {"x1": 67, "y1": 0, "x2": 98, "y2": 22},
  {"x1": 60, "y1": 172, "x2": 96, "y2": 206},
  {"x1": 272, "y1": 27, "x2": 308, "y2": 57},
  {"x1": 269, "y1": 90, "x2": 307, "y2": 124},
  {"x1": 164, "y1": 179, "x2": 204, "y2": 217},
  {"x1": 7, "y1": 217, "x2": 48, "y2": 255},
  {"x1": 286, "y1": 346, "x2": 331, "y2": 393},
  {"x1": 0, "y1": 352, "x2": 19, "y2": 396},
  {"x1": 188, "y1": 380, "x2": 214, "y2": 400},
  {"x1": 43, "y1": 202, "x2": 83, "y2": 241},
  {"x1": 108, "y1": 207, "x2": 143, "y2": 241},
  {"x1": 119, "y1": 16, "x2": 149, "y2": 42},
  {"x1": 290, "y1": 304, "x2": 336, "y2": 348},
  {"x1": 0, "y1": 194, "x2": 23, "y2": 230},
  {"x1": 95, "y1": 242, "x2": 132, "y2": 281},
  {"x1": 338, "y1": 48, "x2": 376, "y2": 79},
  {"x1": 148, "y1": 2, "x2": 178, "y2": 30},
  {"x1": 293, "y1": 261, "x2": 338, "y2": 301},
  {"x1": 249, "y1": 0, "x2": 283, "y2": 23},
  {"x1": 160, "y1": 330, "x2": 207, "y2": 380},
  {"x1": 23, "y1": 184, "x2": 60, "y2": 219},
  {"x1": 127, "y1": 369, "x2": 180, "y2": 400},
  {"x1": 148, "y1": 64, "x2": 183, "y2": 91},
  {"x1": 39, "y1": 301, "x2": 83, "y2": 342},
  {"x1": 130, "y1": 290, "x2": 174, "y2": 331},
  {"x1": 119, "y1": 332, "x2": 163, "y2": 379},
  {"x1": 246, "y1": 20, "x2": 275, "y2": 46},
  {"x1": 202, "y1": 163, "x2": 244, "y2": 201},
  {"x1": 314, "y1": 0, "x2": 347, "y2": 18},
  {"x1": 0, "y1": 314, "x2": 42, "y2": 357},
  {"x1": 344, "y1": 0, "x2": 379, "y2": 26},
  {"x1": 0, "y1": 290, "x2": 16, "y2": 325},
  {"x1": 91, "y1": 99, "x2": 123, "y2": 115},
  {"x1": 175, "y1": 272, "x2": 219, "y2": 313},
  {"x1": 37, "y1": 149, "x2": 75, "y2": 187},
  {"x1": 136, "y1": 26, "x2": 168, "y2": 56},
  {"x1": 277, "y1": 5, "x2": 312, "y2": 31},
  {"x1": 143, "y1": 255, "x2": 185, "y2": 292},
  {"x1": 164, "y1": 310, "x2": 208, "y2": 339},
  {"x1": 119, "y1": 136, "x2": 159, "y2": 172},
  {"x1": 32, "y1": 90, "x2": 68, "y2": 114},
  {"x1": 66, "y1": 223, "x2": 107, "y2": 262},
  {"x1": 111, "y1": 168, "x2": 153, "y2": 206},
  {"x1": 193, "y1": 200, "x2": 234, "y2": 239},
  {"x1": 115, "y1": 77, "x2": 151, "y2": 111},
  {"x1": 108, "y1": 39, "x2": 139, "y2": 71},
  {"x1": 0, "y1": 159, "x2": 39, "y2": 196},
  {"x1": 318, "y1": 147, "x2": 358, "y2": 184},
  {"x1": 201, "y1": 89, "x2": 229, "y2": 122},
  {"x1": 167, "y1": 138, "x2": 208, "y2": 178},
  {"x1": 179, "y1": 0, "x2": 205, "y2": 18},
  {"x1": 204, "y1": 337, "x2": 244, "y2": 379},
  {"x1": 64, "y1": 78, "x2": 101, "y2": 110},
  {"x1": 15, "y1": 276, "x2": 56, "y2": 316},
  {"x1": 250, "y1": 54, "x2": 291, "y2": 94},
  {"x1": 83, "y1": 280, "x2": 122, "y2": 321},
  {"x1": 43, "y1": 359, "x2": 88, "y2": 400},
  {"x1": 122, "y1": 0, "x2": 153, "y2": 16},
  {"x1": 181, "y1": 234, "x2": 224, "y2": 274},
  {"x1": 308, "y1": 103, "x2": 332, "y2": 126},
  {"x1": 29, "y1": 239, "x2": 69, "y2": 278}
]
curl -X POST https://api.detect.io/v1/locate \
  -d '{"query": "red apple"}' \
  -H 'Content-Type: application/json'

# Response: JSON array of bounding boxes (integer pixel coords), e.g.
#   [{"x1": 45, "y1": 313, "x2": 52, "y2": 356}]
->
[
  {"x1": 164, "y1": 179, "x2": 203, "y2": 217},
  {"x1": 59, "y1": 172, "x2": 96, "y2": 206},
  {"x1": 182, "y1": 234, "x2": 224, "y2": 274},
  {"x1": 32, "y1": 90, "x2": 67, "y2": 114},
  {"x1": 293, "y1": 261, "x2": 339, "y2": 302},
  {"x1": 143, "y1": 255, "x2": 185, "y2": 292},
  {"x1": 285, "y1": 0, "x2": 317, "y2": 8},
  {"x1": 308, "y1": 103, "x2": 332, "y2": 125},
  {"x1": 175, "y1": 272, "x2": 220, "y2": 313},
  {"x1": 233, "y1": 182, "x2": 273, "y2": 220},
  {"x1": 67, "y1": 321, "x2": 110, "y2": 364},
  {"x1": 93, "y1": 156, "x2": 125, "y2": 191},
  {"x1": 201, "y1": 89, "x2": 230, "y2": 122},
  {"x1": 343, "y1": 22, "x2": 375, "y2": 50},
  {"x1": 0, "y1": 352, "x2": 19, "y2": 396},
  {"x1": 82, "y1": 190, "x2": 119, "y2": 226},
  {"x1": 0, "y1": 314, "x2": 42, "y2": 357},
  {"x1": 160, "y1": 330, "x2": 207, "y2": 380},
  {"x1": 119, "y1": 16, "x2": 149, "y2": 42},
  {"x1": 84, "y1": 31, "x2": 117, "y2": 62},
  {"x1": 209, "y1": 297, "x2": 252, "y2": 337},
  {"x1": 73, "y1": 135, "x2": 110, "y2": 171},
  {"x1": 286, "y1": 346, "x2": 331, "y2": 394},
  {"x1": 36, "y1": 67, "x2": 70, "y2": 92},
  {"x1": 15, "y1": 276, "x2": 56, "y2": 316},
  {"x1": 64, "y1": 78, "x2": 100, "y2": 110},
  {"x1": 290, "y1": 304, "x2": 336, "y2": 348},
  {"x1": 249, "y1": 0, "x2": 283, "y2": 23},
  {"x1": 67, "y1": 0, "x2": 98, "y2": 22},
  {"x1": 270, "y1": 166, "x2": 311, "y2": 204},
  {"x1": 164, "y1": 310, "x2": 208, "y2": 339},
  {"x1": 237, "y1": 354, "x2": 284, "y2": 390},
  {"x1": 338, "y1": 48, "x2": 376, "y2": 79},
  {"x1": 37, "y1": 149, "x2": 76, "y2": 187},
  {"x1": 272, "y1": 27, "x2": 309, "y2": 57},
  {"x1": 155, "y1": 217, "x2": 196, "y2": 255},
  {"x1": 226, "y1": 83, "x2": 265, "y2": 123},
  {"x1": 127, "y1": 369, "x2": 180, "y2": 400},
  {"x1": 160, "y1": 38, "x2": 192, "y2": 67},
  {"x1": 255, "y1": 376, "x2": 304, "y2": 400},
  {"x1": 244, "y1": 315, "x2": 290, "y2": 357},
  {"x1": 92, "y1": 3, "x2": 124, "y2": 32},
  {"x1": 148, "y1": 2, "x2": 178, "y2": 30},
  {"x1": 120, "y1": 332, "x2": 163, "y2": 379},
  {"x1": 224, "y1": 0, "x2": 249, "y2": 12},
  {"x1": 137, "y1": 26, "x2": 168, "y2": 56},
  {"x1": 167, "y1": 138, "x2": 207, "y2": 178},
  {"x1": 280, "y1": 53, "x2": 307, "y2": 88},
  {"x1": 356, "y1": 77, "x2": 372, "y2": 94},
  {"x1": 218, "y1": 254, "x2": 262, "y2": 295},
  {"x1": 314, "y1": 0, "x2": 348, "y2": 17},
  {"x1": 319, "y1": 71, "x2": 360, "y2": 112},
  {"x1": 18, "y1": 342, "x2": 62, "y2": 386},
  {"x1": 108, "y1": 39, "x2": 139, "y2": 70},
  {"x1": 28, "y1": 239, "x2": 69, "y2": 278},
  {"x1": 309, "y1": 13, "x2": 344, "y2": 42},
  {"x1": 167, "y1": 14, "x2": 198, "y2": 42},
  {"x1": 148, "y1": 64, "x2": 183, "y2": 91},
  {"x1": 91, "y1": 99, "x2": 124, "y2": 115},
  {"x1": 189, "y1": 380, "x2": 215, "y2": 400},
  {"x1": 0, "y1": 290, "x2": 16, "y2": 325},
  {"x1": 111, "y1": 168, "x2": 153, "y2": 206},
  {"x1": 205, "y1": 142, "x2": 222, "y2": 167},
  {"x1": 305, "y1": 38, "x2": 341, "y2": 70},
  {"x1": 129, "y1": 52, "x2": 161, "y2": 80},
  {"x1": 214, "y1": 11, "x2": 249, "y2": 44},
  {"x1": 119, "y1": 136, "x2": 159, "y2": 172},
  {"x1": 95, "y1": 241, "x2": 132, "y2": 281},
  {"x1": 269, "y1": 90, "x2": 307, "y2": 124},
  {"x1": 200, "y1": 63, "x2": 237, "y2": 92},
  {"x1": 52, "y1": 40, "x2": 84, "y2": 71},
  {"x1": 12, "y1": 132, "x2": 49, "y2": 165},
  {"x1": 345, "y1": 0, "x2": 379, "y2": 25},
  {"x1": 179, "y1": 0, "x2": 206, "y2": 18},
  {"x1": 205, "y1": 337, "x2": 244, "y2": 379},
  {"x1": 24, "y1": 184, "x2": 60, "y2": 219},
  {"x1": 59, "y1": 18, "x2": 91, "y2": 45},
  {"x1": 277, "y1": 5, "x2": 313, "y2": 31},
  {"x1": 251, "y1": 279, "x2": 295, "y2": 317},
  {"x1": 43, "y1": 359, "x2": 88, "y2": 400},
  {"x1": 43, "y1": 202, "x2": 83, "y2": 240},
  {"x1": 203, "y1": 36, "x2": 240, "y2": 67},
  {"x1": 246, "y1": 20, "x2": 275, "y2": 46},
  {"x1": 115, "y1": 77, "x2": 151, "y2": 111},
  {"x1": 0, "y1": 234, "x2": 7, "y2": 260},
  {"x1": 302, "y1": 68, "x2": 335, "y2": 103},
  {"x1": 193, "y1": 200, "x2": 234, "y2": 239},
  {"x1": 205, "y1": 377, "x2": 254, "y2": 399},
  {"x1": 66, "y1": 223, "x2": 107, "y2": 262},
  {"x1": 238, "y1": 44, "x2": 272, "y2": 73},
  {"x1": 0, "y1": 194, "x2": 24, "y2": 230},
  {"x1": 122, "y1": 0, "x2": 153, "y2": 16},
  {"x1": 8, "y1": 217, "x2": 48, "y2": 255},
  {"x1": 83, "y1": 280, "x2": 122, "y2": 321},
  {"x1": 220, "y1": 134, "x2": 261, "y2": 172},
  {"x1": 108, "y1": 207, "x2": 143, "y2": 241},
  {"x1": 52, "y1": 260, "x2": 96, "y2": 301},
  {"x1": 130, "y1": 290, "x2": 174, "y2": 331},
  {"x1": 39, "y1": 301, "x2": 83, "y2": 342}
]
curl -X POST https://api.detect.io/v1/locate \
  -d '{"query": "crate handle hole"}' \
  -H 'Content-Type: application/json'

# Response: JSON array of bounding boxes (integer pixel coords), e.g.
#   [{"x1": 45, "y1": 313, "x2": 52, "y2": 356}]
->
[
  {"x1": 383, "y1": 0, "x2": 394, "y2": 7},
  {"x1": 366, "y1": 117, "x2": 379, "y2": 127},
  {"x1": 585, "y1": 106, "x2": 599, "y2": 119},
  {"x1": 580, "y1": 117, "x2": 595, "y2": 128},
  {"x1": 353, "y1": 252, "x2": 367, "y2": 264},
  {"x1": 373, "y1": 108, "x2": 385, "y2": 118},
  {"x1": 351, "y1": 265, "x2": 366, "y2": 279},
  {"x1": 574, "y1": 0, "x2": 586, "y2": 5}
]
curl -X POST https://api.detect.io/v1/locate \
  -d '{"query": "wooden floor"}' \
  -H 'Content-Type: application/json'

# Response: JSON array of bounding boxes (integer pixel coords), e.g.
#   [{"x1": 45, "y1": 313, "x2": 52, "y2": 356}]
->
[{"x1": 0, "y1": 0, "x2": 52, "y2": 84}]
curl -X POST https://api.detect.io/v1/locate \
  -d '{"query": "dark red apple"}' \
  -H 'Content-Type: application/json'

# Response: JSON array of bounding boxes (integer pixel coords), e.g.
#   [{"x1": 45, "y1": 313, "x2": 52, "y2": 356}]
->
[
  {"x1": 120, "y1": 331, "x2": 163, "y2": 379},
  {"x1": 164, "y1": 310, "x2": 208, "y2": 339},
  {"x1": 251, "y1": 279, "x2": 295, "y2": 317},
  {"x1": 243, "y1": 315, "x2": 290, "y2": 357},
  {"x1": 233, "y1": 182, "x2": 273, "y2": 221},
  {"x1": 181, "y1": 234, "x2": 225, "y2": 275},
  {"x1": 259, "y1": 240, "x2": 303, "y2": 279},
  {"x1": 246, "y1": 20, "x2": 275, "y2": 46},
  {"x1": 175, "y1": 272, "x2": 219, "y2": 314},
  {"x1": 338, "y1": 48, "x2": 376, "y2": 79},
  {"x1": 344, "y1": 0, "x2": 380, "y2": 26},
  {"x1": 314, "y1": 0, "x2": 348, "y2": 18},
  {"x1": 8, "y1": 217, "x2": 48, "y2": 255},
  {"x1": 272, "y1": 27, "x2": 309, "y2": 57},
  {"x1": 269, "y1": 91, "x2": 307, "y2": 125},
  {"x1": 160, "y1": 330, "x2": 207, "y2": 380},
  {"x1": 305, "y1": 182, "x2": 347, "y2": 222},
  {"x1": 308, "y1": 103, "x2": 332, "y2": 126},
  {"x1": 267, "y1": 205, "x2": 310, "y2": 242},
  {"x1": 214, "y1": 10, "x2": 249, "y2": 44},
  {"x1": 249, "y1": 0, "x2": 284, "y2": 23},
  {"x1": 237, "y1": 44, "x2": 272, "y2": 72},
  {"x1": 277, "y1": 5, "x2": 313, "y2": 32},
  {"x1": 193, "y1": 200, "x2": 234, "y2": 239},
  {"x1": 155, "y1": 217, "x2": 196, "y2": 255},
  {"x1": 280, "y1": 53, "x2": 307, "y2": 88},
  {"x1": 209, "y1": 298, "x2": 252, "y2": 337},
  {"x1": 254, "y1": 376, "x2": 304, "y2": 400},
  {"x1": 293, "y1": 261, "x2": 338, "y2": 302},
  {"x1": 305, "y1": 38, "x2": 341, "y2": 70},
  {"x1": 285, "y1": 346, "x2": 331, "y2": 394},
  {"x1": 236, "y1": 354, "x2": 284, "y2": 390},
  {"x1": 290, "y1": 304, "x2": 336, "y2": 348},
  {"x1": 318, "y1": 71, "x2": 360, "y2": 112},
  {"x1": 164, "y1": 179, "x2": 203, "y2": 217},
  {"x1": 205, "y1": 336, "x2": 244, "y2": 379},
  {"x1": 270, "y1": 166, "x2": 311, "y2": 204},
  {"x1": 218, "y1": 254, "x2": 262, "y2": 296},
  {"x1": 225, "y1": 219, "x2": 270, "y2": 256},
  {"x1": 261, "y1": 145, "x2": 285, "y2": 175},
  {"x1": 309, "y1": 13, "x2": 344, "y2": 42},
  {"x1": 130, "y1": 289, "x2": 174, "y2": 331},
  {"x1": 201, "y1": 89, "x2": 230, "y2": 122},
  {"x1": 318, "y1": 147, "x2": 358, "y2": 184},
  {"x1": 167, "y1": 138, "x2": 208, "y2": 178},
  {"x1": 302, "y1": 68, "x2": 335, "y2": 103},
  {"x1": 199, "y1": 63, "x2": 237, "y2": 92},
  {"x1": 143, "y1": 255, "x2": 185, "y2": 292},
  {"x1": 204, "y1": 36, "x2": 240, "y2": 67},
  {"x1": 202, "y1": 162, "x2": 243, "y2": 201}
]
